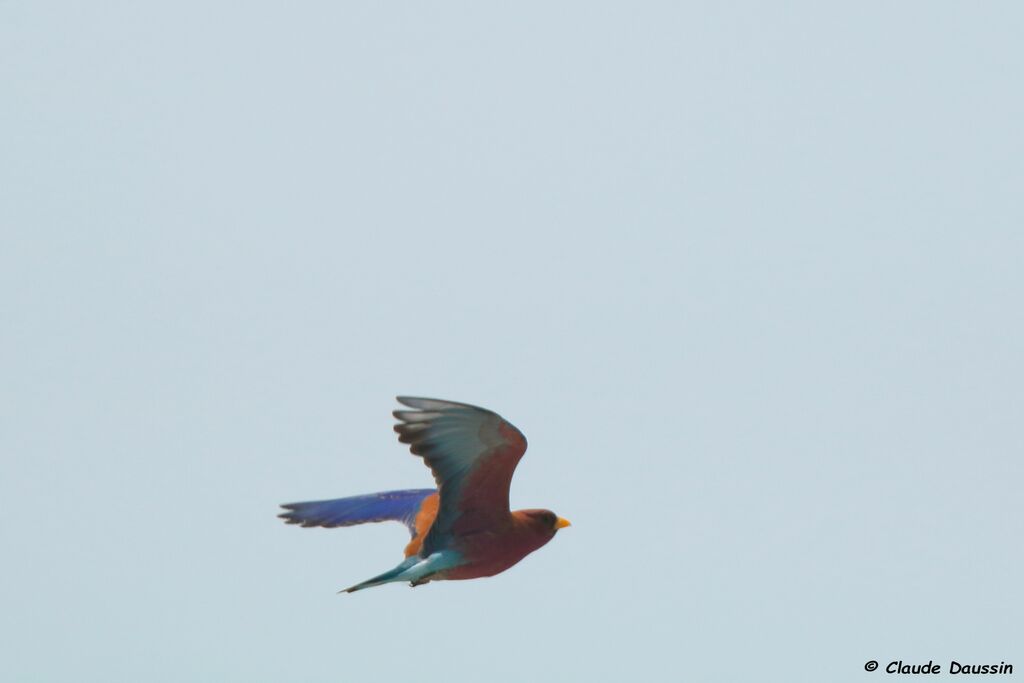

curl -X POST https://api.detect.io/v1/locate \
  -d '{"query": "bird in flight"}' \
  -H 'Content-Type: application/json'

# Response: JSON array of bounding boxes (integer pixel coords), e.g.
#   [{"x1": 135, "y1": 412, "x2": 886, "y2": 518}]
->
[{"x1": 279, "y1": 397, "x2": 571, "y2": 593}]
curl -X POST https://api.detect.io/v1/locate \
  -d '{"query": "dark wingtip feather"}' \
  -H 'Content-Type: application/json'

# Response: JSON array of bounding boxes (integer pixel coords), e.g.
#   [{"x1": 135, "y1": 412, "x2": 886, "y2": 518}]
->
[
  {"x1": 395, "y1": 396, "x2": 426, "y2": 408},
  {"x1": 396, "y1": 396, "x2": 474, "y2": 411},
  {"x1": 278, "y1": 504, "x2": 305, "y2": 525}
]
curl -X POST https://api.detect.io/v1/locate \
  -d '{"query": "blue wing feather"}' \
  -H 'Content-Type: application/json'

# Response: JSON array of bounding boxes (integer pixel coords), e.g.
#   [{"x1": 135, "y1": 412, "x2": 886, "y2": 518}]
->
[{"x1": 278, "y1": 489, "x2": 435, "y2": 536}]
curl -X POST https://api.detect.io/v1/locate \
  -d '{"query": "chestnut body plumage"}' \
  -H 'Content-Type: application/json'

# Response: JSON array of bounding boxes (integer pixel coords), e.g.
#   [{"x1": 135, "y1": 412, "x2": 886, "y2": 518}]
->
[{"x1": 279, "y1": 397, "x2": 570, "y2": 592}]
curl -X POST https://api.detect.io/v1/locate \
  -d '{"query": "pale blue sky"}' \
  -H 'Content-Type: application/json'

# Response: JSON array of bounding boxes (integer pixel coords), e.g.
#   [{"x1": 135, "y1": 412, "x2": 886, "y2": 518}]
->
[{"x1": 2, "y1": 3, "x2": 1022, "y2": 682}]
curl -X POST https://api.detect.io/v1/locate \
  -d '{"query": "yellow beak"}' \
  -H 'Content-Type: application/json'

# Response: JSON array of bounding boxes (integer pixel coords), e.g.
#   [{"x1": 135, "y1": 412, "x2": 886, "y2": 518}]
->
[{"x1": 555, "y1": 517, "x2": 572, "y2": 530}]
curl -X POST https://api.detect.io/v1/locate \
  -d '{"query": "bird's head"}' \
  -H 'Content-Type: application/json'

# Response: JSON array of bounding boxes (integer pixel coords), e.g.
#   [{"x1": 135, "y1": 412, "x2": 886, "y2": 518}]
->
[{"x1": 520, "y1": 509, "x2": 572, "y2": 537}]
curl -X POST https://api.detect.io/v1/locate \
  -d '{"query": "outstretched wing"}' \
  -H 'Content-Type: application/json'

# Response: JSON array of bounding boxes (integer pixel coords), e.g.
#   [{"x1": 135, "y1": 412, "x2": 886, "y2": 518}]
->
[
  {"x1": 278, "y1": 489, "x2": 436, "y2": 537},
  {"x1": 392, "y1": 397, "x2": 528, "y2": 554}
]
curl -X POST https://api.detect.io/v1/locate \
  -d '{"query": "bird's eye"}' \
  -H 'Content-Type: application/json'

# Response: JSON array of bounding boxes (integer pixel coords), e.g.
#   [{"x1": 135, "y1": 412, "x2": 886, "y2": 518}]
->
[{"x1": 543, "y1": 512, "x2": 556, "y2": 527}]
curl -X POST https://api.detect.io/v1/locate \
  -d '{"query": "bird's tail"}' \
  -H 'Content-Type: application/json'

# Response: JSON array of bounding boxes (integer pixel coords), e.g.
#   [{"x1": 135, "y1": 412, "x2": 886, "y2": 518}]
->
[
  {"x1": 340, "y1": 551, "x2": 463, "y2": 594},
  {"x1": 341, "y1": 557, "x2": 421, "y2": 593}
]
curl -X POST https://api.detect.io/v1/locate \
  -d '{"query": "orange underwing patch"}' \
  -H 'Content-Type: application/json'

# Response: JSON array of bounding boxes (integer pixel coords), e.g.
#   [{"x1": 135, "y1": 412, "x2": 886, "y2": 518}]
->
[{"x1": 404, "y1": 493, "x2": 439, "y2": 557}]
